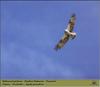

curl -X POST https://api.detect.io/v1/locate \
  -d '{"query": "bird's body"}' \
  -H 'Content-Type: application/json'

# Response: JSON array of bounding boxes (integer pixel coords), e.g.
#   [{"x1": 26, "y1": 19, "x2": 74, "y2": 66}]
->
[{"x1": 55, "y1": 14, "x2": 76, "y2": 51}]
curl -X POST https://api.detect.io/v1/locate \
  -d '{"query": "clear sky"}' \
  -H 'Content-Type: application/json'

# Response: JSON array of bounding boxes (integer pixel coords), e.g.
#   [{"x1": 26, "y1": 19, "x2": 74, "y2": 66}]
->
[{"x1": 1, "y1": 1, "x2": 100, "y2": 79}]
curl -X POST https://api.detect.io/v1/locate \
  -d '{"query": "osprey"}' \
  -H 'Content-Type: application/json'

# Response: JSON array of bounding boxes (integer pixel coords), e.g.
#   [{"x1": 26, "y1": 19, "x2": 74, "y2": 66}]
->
[{"x1": 55, "y1": 14, "x2": 76, "y2": 51}]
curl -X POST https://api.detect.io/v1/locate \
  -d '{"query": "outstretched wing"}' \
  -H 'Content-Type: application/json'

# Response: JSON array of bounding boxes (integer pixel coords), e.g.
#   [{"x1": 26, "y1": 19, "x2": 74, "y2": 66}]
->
[
  {"x1": 54, "y1": 32, "x2": 70, "y2": 51},
  {"x1": 68, "y1": 13, "x2": 76, "y2": 32}
]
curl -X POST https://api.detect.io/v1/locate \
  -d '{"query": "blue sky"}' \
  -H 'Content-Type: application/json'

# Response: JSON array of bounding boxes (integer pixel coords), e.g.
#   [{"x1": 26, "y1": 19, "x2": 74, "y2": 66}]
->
[{"x1": 1, "y1": 1, "x2": 100, "y2": 79}]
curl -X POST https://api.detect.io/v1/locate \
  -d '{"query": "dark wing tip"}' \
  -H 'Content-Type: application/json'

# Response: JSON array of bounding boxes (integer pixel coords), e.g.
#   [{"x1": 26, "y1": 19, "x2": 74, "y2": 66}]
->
[
  {"x1": 54, "y1": 45, "x2": 59, "y2": 51},
  {"x1": 54, "y1": 43, "x2": 62, "y2": 51},
  {"x1": 72, "y1": 13, "x2": 76, "y2": 17}
]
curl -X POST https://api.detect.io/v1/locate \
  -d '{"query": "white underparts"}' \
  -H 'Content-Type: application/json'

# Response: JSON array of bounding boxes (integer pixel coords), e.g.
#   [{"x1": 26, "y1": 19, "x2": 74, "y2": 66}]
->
[{"x1": 65, "y1": 29, "x2": 76, "y2": 39}]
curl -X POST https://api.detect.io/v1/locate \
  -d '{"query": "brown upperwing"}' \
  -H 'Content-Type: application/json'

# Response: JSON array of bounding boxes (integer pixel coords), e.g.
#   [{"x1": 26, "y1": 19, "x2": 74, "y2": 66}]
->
[
  {"x1": 54, "y1": 32, "x2": 69, "y2": 51},
  {"x1": 68, "y1": 14, "x2": 76, "y2": 32},
  {"x1": 68, "y1": 22, "x2": 75, "y2": 32}
]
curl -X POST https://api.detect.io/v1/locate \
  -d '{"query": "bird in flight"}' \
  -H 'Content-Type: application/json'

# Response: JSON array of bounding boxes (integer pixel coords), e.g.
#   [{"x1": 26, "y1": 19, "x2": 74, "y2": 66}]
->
[{"x1": 54, "y1": 14, "x2": 76, "y2": 51}]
